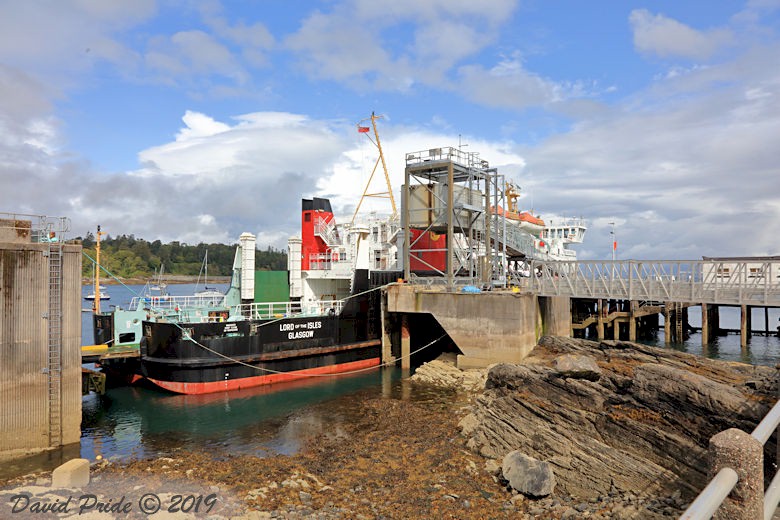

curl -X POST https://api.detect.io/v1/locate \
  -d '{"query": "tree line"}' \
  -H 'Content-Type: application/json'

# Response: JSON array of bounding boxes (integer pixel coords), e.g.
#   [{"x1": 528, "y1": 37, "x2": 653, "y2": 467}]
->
[{"x1": 78, "y1": 232, "x2": 287, "y2": 279}]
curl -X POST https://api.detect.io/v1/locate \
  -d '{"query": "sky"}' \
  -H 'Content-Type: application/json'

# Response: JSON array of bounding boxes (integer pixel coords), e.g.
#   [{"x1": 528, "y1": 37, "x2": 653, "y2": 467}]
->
[{"x1": 1, "y1": 0, "x2": 779, "y2": 260}]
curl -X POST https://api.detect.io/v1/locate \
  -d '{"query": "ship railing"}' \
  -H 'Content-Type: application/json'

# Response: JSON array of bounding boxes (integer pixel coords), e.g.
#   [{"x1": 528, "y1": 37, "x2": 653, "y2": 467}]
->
[
  {"x1": 308, "y1": 251, "x2": 351, "y2": 271},
  {"x1": 544, "y1": 217, "x2": 587, "y2": 230},
  {"x1": 130, "y1": 294, "x2": 227, "y2": 310},
  {"x1": 236, "y1": 300, "x2": 345, "y2": 320},
  {"x1": 405, "y1": 147, "x2": 489, "y2": 169}
]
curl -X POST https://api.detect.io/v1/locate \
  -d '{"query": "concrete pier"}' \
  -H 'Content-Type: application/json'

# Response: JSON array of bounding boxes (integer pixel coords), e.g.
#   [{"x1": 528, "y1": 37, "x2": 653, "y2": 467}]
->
[
  {"x1": 0, "y1": 217, "x2": 81, "y2": 459},
  {"x1": 385, "y1": 285, "x2": 568, "y2": 368}
]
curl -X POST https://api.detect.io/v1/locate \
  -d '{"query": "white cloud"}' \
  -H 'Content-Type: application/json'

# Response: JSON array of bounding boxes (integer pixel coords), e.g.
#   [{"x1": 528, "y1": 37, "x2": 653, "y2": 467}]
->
[
  {"x1": 175, "y1": 111, "x2": 231, "y2": 141},
  {"x1": 0, "y1": 0, "x2": 153, "y2": 77},
  {"x1": 629, "y1": 9, "x2": 734, "y2": 60},
  {"x1": 456, "y1": 58, "x2": 560, "y2": 110},
  {"x1": 284, "y1": 0, "x2": 517, "y2": 89},
  {"x1": 145, "y1": 30, "x2": 248, "y2": 85}
]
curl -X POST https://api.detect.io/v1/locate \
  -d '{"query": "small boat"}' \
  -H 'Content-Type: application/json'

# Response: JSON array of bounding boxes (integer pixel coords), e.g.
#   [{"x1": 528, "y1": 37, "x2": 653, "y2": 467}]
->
[
  {"x1": 143, "y1": 264, "x2": 170, "y2": 301},
  {"x1": 84, "y1": 292, "x2": 110, "y2": 301},
  {"x1": 194, "y1": 249, "x2": 224, "y2": 299}
]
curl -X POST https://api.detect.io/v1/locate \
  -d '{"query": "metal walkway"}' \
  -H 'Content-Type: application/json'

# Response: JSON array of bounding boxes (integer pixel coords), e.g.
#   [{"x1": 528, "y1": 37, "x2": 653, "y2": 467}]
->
[{"x1": 522, "y1": 260, "x2": 780, "y2": 306}]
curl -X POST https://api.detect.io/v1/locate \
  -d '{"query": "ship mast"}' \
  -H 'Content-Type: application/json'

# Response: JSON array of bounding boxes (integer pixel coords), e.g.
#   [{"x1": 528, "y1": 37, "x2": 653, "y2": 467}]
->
[
  {"x1": 351, "y1": 112, "x2": 397, "y2": 225},
  {"x1": 93, "y1": 225, "x2": 106, "y2": 314}
]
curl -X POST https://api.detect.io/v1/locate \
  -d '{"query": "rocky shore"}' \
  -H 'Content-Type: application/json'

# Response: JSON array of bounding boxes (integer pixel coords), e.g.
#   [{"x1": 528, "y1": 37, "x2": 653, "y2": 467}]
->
[{"x1": 2, "y1": 337, "x2": 775, "y2": 518}]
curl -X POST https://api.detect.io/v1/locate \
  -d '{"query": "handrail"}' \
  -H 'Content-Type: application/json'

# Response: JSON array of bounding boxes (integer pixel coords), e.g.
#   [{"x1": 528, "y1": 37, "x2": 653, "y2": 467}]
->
[
  {"x1": 235, "y1": 299, "x2": 344, "y2": 320},
  {"x1": 679, "y1": 397, "x2": 780, "y2": 519},
  {"x1": 751, "y1": 399, "x2": 780, "y2": 444},
  {"x1": 680, "y1": 468, "x2": 738, "y2": 519}
]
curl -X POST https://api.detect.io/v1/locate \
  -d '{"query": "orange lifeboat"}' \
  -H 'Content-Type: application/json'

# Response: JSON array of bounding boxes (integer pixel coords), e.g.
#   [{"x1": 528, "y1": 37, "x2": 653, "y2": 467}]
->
[{"x1": 492, "y1": 181, "x2": 546, "y2": 233}]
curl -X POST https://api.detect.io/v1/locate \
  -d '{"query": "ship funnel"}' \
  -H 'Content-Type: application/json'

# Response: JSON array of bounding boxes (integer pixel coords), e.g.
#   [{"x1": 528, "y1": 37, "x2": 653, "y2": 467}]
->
[{"x1": 239, "y1": 232, "x2": 256, "y2": 302}]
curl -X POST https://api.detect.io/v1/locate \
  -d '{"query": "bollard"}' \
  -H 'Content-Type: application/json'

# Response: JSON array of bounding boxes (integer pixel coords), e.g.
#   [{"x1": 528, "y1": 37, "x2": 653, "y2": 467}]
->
[{"x1": 710, "y1": 428, "x2": 764, "y2": 519}]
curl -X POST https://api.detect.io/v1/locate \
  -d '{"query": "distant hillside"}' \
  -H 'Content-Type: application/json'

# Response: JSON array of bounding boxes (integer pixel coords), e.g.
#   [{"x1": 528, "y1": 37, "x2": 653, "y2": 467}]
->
[{"x1": 78, "y1": 233, "x2": 287, "y2": 280}]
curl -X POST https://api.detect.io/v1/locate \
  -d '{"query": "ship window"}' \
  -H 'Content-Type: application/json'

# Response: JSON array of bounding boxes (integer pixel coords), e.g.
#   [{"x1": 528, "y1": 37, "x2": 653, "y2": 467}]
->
[
  {"x1": 304, "y1": 213, "x2": 311, "y2": 222},
  {"x1": 118, "y1": 332, "x2": 135, "y2": 343}
]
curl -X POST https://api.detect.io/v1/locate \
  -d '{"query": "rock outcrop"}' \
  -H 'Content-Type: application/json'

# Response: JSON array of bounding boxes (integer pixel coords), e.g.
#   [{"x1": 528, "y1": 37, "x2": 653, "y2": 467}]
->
[
  {"x1": 460, "y1": 336, "x2": 776, "y2": 507},
  {"x1": 410, "y1": 353, "x2": 487, "y2": 392}
]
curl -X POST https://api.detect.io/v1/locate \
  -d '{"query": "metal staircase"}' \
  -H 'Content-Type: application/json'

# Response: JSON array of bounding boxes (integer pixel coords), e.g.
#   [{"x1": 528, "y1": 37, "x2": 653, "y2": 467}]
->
[
  {"x1": 314, "y1": 217, "x2": 341, "y2": 246},
  {"x1": 46, "y1": 236, "x2": 63, "y2": 447}
]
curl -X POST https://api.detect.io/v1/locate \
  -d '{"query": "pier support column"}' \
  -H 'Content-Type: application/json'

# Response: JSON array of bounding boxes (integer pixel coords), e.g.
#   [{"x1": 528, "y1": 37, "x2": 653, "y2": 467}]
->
[
  {"x1": 765, "y1": 307, "x2": 770, "y2": 335},
  {"x1": 380, "y1": 296, "x2": 394, "y2": 364},
  {"x1": 701, "y1": 303, "x2": 719, "y2": 347},
  {"x1": 740, "y1": 305, "x2": 751, "y2": 348},
  {"x1": 538, "y1": 296, "x2": 572, "y2": 337},
  {"x1": 663, "y1": 303, "x2": 671, "y2": 344},
  {"x1": 613, "y1": 320, "x2": 620, "y2": 340},
  {"x1": 596, "y1": 299, "x2": 605, "y2": 340},
  {"x1": 628, "y1": 301, "x2": 637, "y2": 342},
  {"x1": 401, "y1": 314, "x2": 411, "y2": 370}
]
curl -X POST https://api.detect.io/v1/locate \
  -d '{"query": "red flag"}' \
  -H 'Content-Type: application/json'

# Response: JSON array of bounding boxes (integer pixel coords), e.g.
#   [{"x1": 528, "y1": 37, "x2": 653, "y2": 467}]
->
[
  {"x1": 357, "y1": 126, "x2": 370, "y2": 133},
  {"x1": 613, "y1": 241, "x2": 617, "y2": 251}
]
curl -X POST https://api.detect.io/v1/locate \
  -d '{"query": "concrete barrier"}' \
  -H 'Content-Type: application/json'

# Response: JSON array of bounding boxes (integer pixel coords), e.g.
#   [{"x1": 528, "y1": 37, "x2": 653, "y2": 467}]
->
[{"x1": 51, "y1": 458, "x2": 90, "y2": 488}]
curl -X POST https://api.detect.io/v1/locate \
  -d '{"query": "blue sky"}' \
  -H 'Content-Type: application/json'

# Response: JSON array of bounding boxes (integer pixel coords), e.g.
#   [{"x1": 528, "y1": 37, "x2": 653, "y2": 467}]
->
[{"x1": 1, "y1": 0, "x2": 779, "y2": 259}]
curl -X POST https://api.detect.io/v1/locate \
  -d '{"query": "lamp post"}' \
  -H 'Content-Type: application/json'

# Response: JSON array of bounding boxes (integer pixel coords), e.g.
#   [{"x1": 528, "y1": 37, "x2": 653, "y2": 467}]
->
[{"x1": 609, "y1": 222, "x2": 616, "y2": 262}]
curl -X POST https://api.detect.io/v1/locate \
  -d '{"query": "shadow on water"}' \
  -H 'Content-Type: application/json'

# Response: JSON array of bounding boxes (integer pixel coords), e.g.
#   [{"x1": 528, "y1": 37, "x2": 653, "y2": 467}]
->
[{"x1": 80, "y1": 367, "x2": 403, "y2": 463}]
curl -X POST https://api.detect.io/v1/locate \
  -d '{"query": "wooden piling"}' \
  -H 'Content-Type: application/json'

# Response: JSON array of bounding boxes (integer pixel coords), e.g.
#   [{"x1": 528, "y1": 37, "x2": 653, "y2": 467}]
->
[
  {"x1": 597, "y1": 299, "x2": 605, "y2": 340},
  {"x1": 401, "y1": 314, "x2": 411, "y2": 370},
  {"x1": 664, "y1": 303, "x2": 671, "y2": 344}
]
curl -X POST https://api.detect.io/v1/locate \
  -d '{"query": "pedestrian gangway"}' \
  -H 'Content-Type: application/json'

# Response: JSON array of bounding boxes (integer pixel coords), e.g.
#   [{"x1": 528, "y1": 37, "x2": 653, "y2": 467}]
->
[
  {"x1": 489, "y1": 220, "x2": 538, "y2": 259},
  {"x1": 521, "y1": 259, "x2": 780, "y2": 307}
]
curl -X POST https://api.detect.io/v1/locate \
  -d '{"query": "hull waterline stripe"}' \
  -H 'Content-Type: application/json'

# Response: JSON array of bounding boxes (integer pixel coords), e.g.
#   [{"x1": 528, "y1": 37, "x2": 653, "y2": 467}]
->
[{"x1": 146, "y1": 357, "x2": 381, "y2": 394}]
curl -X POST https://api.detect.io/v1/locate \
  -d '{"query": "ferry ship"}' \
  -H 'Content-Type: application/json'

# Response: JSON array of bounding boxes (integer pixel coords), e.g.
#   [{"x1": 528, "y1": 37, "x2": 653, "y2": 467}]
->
[{"x1": 96, "y1": 197, "x2": 400, "y2": 394}]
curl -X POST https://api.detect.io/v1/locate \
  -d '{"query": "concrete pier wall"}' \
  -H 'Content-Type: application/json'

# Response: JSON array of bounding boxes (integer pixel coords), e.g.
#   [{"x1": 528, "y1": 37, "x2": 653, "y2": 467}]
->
[
  {"x1": 386, "y1": 285, "x2": 569, "y2": 368},
  {"x1": 0, "y1": 240, "x2": 82, "y2": 458},
  {"x1": 538, "y1": 296, "x2": 572, "y2": 337}
]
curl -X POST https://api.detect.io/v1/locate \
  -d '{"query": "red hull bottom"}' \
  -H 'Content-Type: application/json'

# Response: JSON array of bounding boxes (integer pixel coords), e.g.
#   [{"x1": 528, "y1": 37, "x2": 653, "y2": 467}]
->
[{"x1": 146, "y1": 357, "x2": 381, "y2": 395}]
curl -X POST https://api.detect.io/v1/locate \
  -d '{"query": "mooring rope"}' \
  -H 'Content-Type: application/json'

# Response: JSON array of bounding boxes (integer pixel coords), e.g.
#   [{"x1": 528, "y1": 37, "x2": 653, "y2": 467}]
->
[
  {"x1": 172, "y1": 282, "x2": 450, "y2": 377},
  {"x1": 180, "y1": 329, "x2": 449, "y2": 377}
]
